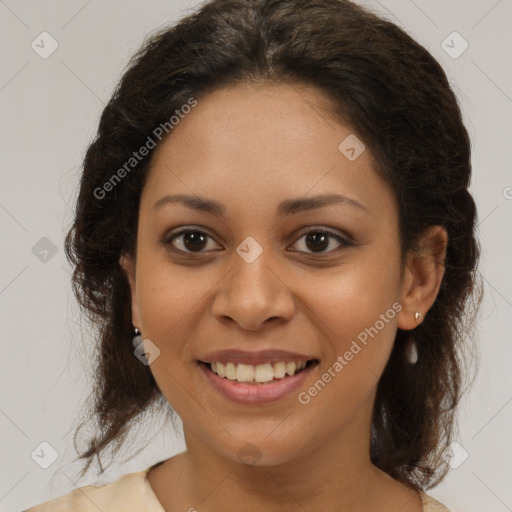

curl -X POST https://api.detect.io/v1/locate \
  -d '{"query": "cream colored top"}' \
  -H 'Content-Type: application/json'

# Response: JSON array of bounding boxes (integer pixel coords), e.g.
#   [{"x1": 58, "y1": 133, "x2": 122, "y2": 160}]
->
[{"x1": 23, "y1": 465, "x2": 452, "y2": 512}]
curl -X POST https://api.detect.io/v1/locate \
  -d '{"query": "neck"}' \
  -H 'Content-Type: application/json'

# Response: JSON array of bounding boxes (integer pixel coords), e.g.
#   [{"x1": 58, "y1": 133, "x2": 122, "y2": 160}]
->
[{"x1": 148, "y1": 392, "x2": 421, "y2": 512}]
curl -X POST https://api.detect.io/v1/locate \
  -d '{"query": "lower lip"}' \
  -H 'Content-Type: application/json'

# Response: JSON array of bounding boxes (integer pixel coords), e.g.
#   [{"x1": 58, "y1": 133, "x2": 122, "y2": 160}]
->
[{"x1": 198, "y1": 362, "x2": 317, "y2": 404}]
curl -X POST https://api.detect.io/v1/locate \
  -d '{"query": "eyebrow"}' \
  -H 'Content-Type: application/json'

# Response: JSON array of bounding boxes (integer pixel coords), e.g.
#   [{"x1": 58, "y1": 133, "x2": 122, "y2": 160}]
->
[{"x1": 150, "y1": 193, "x2": 368, "y2": 217}]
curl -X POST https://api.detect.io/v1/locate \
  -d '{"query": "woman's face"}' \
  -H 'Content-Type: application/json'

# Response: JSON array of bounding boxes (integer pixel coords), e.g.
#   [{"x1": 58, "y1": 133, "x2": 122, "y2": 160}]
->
[{"x1": 122, "y1": 81, "x2": 409, "y2": 466}]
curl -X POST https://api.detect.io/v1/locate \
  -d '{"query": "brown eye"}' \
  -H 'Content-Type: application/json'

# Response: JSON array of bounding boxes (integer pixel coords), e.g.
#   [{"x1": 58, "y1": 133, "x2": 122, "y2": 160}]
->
[
  {"x1": 164, "y1": 229, "x2": 220, "y2": 253},
  {"x1": 290, "y1": 229, "x2": 352, "y2": 254},
  {"x1": 305, "y1": 232, "x2": 330, "y2": 252}
]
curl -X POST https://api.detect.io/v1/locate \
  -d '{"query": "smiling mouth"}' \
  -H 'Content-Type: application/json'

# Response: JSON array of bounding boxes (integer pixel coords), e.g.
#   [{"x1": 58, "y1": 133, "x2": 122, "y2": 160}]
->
[{"x1": 198, "y1": 359, "x2": 319, "y2": 385}]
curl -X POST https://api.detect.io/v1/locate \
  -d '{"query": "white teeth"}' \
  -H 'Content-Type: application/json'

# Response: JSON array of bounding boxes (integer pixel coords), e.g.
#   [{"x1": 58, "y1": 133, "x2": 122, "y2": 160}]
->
[
  {"x1": 225, "y1": 362, "x2": 237, "y2": 380},
  {"x1": 255, "y1": 363, "x2": 274, "y2": 383},
  {"x1": 208, "y1": 360, "x2": 310, "y2": 383},
  {"x1": 236, "y1": 363, "x2": 255, "y2": 382},
  {"x1": 285, "y1": 362, "x2": 296, "y2": 375},
  {"x1": 273, "y1": 362, "x2": 286, "y2": 378}
]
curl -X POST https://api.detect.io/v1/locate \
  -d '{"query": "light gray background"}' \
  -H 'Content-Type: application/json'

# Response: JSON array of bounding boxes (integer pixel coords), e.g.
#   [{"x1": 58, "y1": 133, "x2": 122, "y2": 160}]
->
[{"x1": 1, "y1": 1, "x2": 511, "y2": 511}]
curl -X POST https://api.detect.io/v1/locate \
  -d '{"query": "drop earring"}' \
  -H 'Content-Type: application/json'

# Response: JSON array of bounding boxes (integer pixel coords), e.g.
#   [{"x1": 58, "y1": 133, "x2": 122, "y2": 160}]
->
[
  {"x1": 132, "y1": 327, "x2": 143, "y2": 348},
  {"x1": 406, "y1": 312, "x2": 421, "y2": 364},
  {"x1": 406, "y1": 336, "x2": 418, "y2": 364}
]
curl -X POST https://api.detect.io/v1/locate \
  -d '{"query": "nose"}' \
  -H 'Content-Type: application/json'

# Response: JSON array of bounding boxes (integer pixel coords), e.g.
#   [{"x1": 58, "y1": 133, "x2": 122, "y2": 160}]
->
[{"x1": 211, "y1": 248, "x2": 296, "y2": 332}]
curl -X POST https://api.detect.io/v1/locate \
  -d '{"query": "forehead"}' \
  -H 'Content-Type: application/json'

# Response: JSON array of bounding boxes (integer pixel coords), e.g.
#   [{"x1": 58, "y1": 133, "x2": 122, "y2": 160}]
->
[
  {"x1": 142, "y1": 81, "x2": 396, "y2": 220},
  {"x1": 151, "y1": 81, "x2": 348, "y2": 165}
]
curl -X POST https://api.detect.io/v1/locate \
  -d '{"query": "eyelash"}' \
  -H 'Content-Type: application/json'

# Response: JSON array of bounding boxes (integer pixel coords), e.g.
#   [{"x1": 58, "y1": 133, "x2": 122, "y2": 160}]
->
[{"x1": 162, "y1": 227, "x2": 353, "y2": 256}]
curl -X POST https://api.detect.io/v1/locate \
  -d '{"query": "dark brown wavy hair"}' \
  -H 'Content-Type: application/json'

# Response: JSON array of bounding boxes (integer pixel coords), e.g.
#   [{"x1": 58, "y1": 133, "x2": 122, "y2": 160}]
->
[{"x1": 64, "y1": 0, "x2": 481, "y2": 490}]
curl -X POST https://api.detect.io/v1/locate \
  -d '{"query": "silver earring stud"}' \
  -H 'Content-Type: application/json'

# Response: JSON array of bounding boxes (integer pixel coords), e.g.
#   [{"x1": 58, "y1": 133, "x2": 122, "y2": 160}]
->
[
  {"x1": 132, "y1": 327, "x2": 143, "y2": 348},
  {"x1": 414, "y1": 311, "x2": 421, "y2": 321}
]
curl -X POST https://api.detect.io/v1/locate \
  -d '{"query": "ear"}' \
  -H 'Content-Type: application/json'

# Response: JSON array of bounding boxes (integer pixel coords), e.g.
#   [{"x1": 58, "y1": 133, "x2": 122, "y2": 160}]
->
[
  {"x1": 119, "y1": 253, "x2": 141, "y2": 330},
  {"x1": 397, "y1": 225, "x2": 448, "y2": 330}
]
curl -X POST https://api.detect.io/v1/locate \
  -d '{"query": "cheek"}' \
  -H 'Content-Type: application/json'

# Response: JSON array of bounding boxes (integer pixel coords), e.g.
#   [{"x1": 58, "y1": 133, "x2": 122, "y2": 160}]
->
[
  {"x1": 299, "y1": 245, "x2": 402, "y2": 377},
  {"x1": 304, "y1": 250, "x2": 401, "y2": 331},
  {"x1": 296, "y1": 273, "x2": 401, "y2": 426},
  {"x1": 135, "y1": 255, "x2": 212, "y2": 356},
  {"x1": 134, "y1": 259, "x2": 212, "y2": 411}
]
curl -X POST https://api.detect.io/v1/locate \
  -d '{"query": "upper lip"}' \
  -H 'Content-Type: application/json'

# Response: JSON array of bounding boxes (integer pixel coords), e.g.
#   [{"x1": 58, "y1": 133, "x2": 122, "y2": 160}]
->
[{"x1": 199, "y1": 349, "x2": 318, "y2": 366}]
